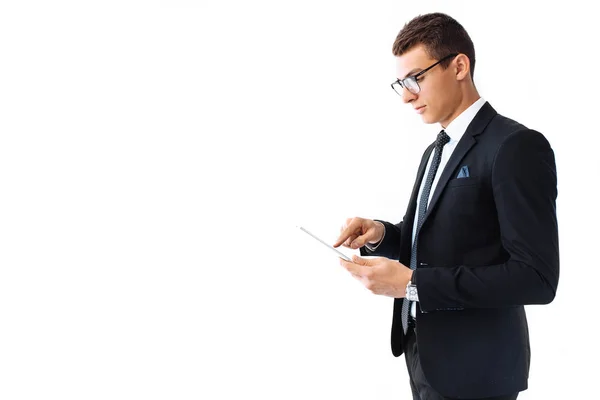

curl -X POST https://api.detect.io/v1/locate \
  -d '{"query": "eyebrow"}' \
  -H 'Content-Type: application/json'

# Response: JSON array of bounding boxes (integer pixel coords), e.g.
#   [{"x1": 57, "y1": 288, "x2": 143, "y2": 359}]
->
[{"x1": 400, "y1": 68, "x2": 423, "y2": 80}]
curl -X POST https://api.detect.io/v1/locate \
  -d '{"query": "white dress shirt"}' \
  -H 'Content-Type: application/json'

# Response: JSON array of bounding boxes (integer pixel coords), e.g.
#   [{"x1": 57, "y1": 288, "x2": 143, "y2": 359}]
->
[{"x1": 409, "y1": 97, "x2": 487, "y2": 317}]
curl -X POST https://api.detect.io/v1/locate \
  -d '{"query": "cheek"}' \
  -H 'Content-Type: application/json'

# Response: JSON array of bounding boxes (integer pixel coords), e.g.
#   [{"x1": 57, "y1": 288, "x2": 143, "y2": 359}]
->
[
  {"x1": 421, "y1": 75, "x2": 452, "y2": 106},
  {"x1": 435, "y1": 79, "x2": 455, "y2": 105},
  {"x1": 425, "y1": 90, "x2": 450, "y2": 113},
  {"x1": 421, "y1": 97, "x2": 444, "y2": 123},
  {"x1": 423, "y1": 95, "x2": 440, "y2": 114}
]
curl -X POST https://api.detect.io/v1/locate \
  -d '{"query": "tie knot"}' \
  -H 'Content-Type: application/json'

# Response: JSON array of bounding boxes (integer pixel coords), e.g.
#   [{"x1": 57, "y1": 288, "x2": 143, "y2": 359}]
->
[{"x1": 436, "y1": 130, "x2": 450, "y2": 148}]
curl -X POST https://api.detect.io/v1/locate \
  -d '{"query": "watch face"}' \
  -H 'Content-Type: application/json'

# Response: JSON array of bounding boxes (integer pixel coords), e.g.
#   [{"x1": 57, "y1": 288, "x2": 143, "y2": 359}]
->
[{"x1": 407, "y1": 284, "x2": 418, "y2": 301}]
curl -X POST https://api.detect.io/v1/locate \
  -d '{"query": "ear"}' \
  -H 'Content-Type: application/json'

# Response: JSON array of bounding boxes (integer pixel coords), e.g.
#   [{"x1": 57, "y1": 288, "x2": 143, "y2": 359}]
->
[{"x1": 454, "y1": 54, "x2": 471, "y2": 82}]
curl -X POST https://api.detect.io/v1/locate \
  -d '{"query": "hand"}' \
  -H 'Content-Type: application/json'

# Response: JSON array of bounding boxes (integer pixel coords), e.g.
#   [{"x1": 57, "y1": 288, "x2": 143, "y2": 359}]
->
[
  {"x1": 339, "y1": 255, "x2": 413, "y2": 298},
  {"x1": 333, "y1": 217, "x2": 385, "y2": 250}
]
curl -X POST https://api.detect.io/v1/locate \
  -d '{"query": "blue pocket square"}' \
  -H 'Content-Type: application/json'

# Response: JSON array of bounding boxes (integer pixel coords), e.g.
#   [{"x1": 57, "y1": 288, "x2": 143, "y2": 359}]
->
[{"x1": 457, "y1": 165, "x2": 470, "y2": 178}]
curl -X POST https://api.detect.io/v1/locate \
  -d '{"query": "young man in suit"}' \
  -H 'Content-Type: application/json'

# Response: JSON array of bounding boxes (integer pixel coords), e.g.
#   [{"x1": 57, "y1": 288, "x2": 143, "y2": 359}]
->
[{"x1": 333, "y1": 12, "x2": 559, "y2": 400}]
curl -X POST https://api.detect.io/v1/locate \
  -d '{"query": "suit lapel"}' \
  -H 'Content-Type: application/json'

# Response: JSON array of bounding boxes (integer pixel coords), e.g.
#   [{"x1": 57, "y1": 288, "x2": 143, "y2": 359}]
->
[{"x1": 418, "y1": 102, "x2": 498, "y2": 230}]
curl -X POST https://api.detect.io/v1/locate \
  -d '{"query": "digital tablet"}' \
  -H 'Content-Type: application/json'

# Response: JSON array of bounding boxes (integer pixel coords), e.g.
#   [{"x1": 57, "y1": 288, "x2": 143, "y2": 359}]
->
[{"x1": 298, "y1": 226, "x2": 352, "y2": 261}]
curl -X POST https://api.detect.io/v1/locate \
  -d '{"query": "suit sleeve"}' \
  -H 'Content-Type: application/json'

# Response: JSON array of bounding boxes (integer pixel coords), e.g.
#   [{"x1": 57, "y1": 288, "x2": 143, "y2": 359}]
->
[
  {"x1": 359, "y1": 220, "x2": 403, "y2": 260},
  {"x1": 415, "y1": 129, "x2": 559, "y2": 311}
]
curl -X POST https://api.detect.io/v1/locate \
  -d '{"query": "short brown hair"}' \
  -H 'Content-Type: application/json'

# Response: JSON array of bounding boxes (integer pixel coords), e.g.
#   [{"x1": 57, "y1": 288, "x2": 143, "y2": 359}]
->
[{"x1": 392, "y1": 13, "x2": 476, "y2": 79}]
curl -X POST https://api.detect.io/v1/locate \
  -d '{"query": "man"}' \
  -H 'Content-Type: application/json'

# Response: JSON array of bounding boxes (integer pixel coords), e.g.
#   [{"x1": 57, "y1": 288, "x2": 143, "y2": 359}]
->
[{"x1": 333, "y1": 13, "x2": 559, "y2": 400}]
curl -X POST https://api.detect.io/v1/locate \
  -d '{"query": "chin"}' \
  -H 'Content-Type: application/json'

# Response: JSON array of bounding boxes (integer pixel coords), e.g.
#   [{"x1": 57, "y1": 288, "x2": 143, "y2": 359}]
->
[{"x1": 420, "y1": 113, "x2": 439, "y2": 124}]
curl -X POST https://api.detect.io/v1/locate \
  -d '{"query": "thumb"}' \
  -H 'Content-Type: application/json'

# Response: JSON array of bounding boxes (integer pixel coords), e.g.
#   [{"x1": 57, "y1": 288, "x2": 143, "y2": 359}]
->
[{"x1": 352, "y1": 255, "x2": 371, "y2": 266}]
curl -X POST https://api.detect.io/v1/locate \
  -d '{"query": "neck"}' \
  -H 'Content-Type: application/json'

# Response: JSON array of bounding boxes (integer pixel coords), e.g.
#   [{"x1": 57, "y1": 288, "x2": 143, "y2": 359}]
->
[{"x1": 440, "y1": 89, "x2": 481, "y2": 128}]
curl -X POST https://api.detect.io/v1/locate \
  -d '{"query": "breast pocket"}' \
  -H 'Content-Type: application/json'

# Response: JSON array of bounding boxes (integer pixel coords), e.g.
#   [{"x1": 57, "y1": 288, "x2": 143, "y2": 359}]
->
[
  {"x1": 447, "y1": 178, "x2": 484, "y2": 214},
  {"x1": 446, "y1": 177, "x2": 480, "y2": 188},
  {"x1": 442, "y1": 177, "x2": 497, "y2": 256}
]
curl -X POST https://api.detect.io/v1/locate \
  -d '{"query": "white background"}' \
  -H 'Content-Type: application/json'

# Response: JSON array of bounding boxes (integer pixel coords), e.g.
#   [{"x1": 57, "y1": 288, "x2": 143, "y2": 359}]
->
[{"x1": 0, "y1": 1, "x2": 598, "y2": 399}]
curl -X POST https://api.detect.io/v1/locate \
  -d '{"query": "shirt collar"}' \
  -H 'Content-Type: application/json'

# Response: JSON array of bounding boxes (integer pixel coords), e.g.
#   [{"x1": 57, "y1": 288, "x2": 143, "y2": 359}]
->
[{"x1": 443, "y1": 97, "x2": 487, "y2": 142}]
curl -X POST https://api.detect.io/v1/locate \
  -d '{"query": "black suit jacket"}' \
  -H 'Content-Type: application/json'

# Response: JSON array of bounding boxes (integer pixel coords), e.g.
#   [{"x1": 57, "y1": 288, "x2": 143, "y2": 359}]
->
[{"x1": 362, "y1": 102, "x2": 559, "y2": 398}]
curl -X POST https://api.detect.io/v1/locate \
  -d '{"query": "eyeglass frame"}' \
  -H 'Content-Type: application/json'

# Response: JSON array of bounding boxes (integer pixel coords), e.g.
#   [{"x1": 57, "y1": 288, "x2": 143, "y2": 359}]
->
[{"x1": 391, "y1": 53, "x2": 459, "y2": 96}]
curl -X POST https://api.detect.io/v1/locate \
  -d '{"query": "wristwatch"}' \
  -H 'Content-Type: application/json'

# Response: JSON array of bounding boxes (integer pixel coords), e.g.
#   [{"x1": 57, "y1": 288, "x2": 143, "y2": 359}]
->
[{"x1": 406, "y1": 280, "x2": 419, "y2": 302}]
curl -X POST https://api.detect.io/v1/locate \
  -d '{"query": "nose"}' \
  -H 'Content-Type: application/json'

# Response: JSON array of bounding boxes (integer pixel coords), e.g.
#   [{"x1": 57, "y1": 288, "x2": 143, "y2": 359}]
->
[{"x1": 401, "y1": 87, "x2": 417, "y2": 104}]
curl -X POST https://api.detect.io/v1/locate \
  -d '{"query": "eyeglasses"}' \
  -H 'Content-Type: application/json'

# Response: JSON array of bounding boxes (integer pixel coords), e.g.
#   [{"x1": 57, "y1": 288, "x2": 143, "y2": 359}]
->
[{"x1": 391, "y1": 53, "x2": 458, "y2": 97}]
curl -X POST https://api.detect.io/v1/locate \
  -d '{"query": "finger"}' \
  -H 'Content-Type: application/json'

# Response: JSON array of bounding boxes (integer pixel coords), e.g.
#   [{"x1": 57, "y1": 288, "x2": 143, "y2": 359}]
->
[
  {"x1": 350, "y1": 272, "x2": 363, "y2": 282},
  {"x1": 333, "y1": 218, "x2": 361, "y2": 247},
  {"x1": 351, "y1": 255, "x2": 372, "y2": 266},
  {"x1": 349, "y1": 234, "x2": 369, "y2": 249},
  {"x1": 340, "y1": 257, "x2": 368, "y2": 277},
  {"x1": 349, "y1": 226, "x2": 377, "y2": 249},
  {"x1": 343, "y1": 234, "x2": 359, "y2": 248},
  {"x1": 333, "y1": 224, "x2": 357, "y2": 248},
  {"x1": 339, "y1": 224, "x2": 358, "y2": 248},
  {"x1": 339, "y1": 218, "x2": 353, "y2": 234}
]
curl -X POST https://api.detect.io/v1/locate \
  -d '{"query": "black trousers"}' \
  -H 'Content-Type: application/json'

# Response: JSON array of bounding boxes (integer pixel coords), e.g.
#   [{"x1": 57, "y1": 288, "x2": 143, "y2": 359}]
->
[{"x1": 403, "y1": 325, "x2": 519, "y2": 400}]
